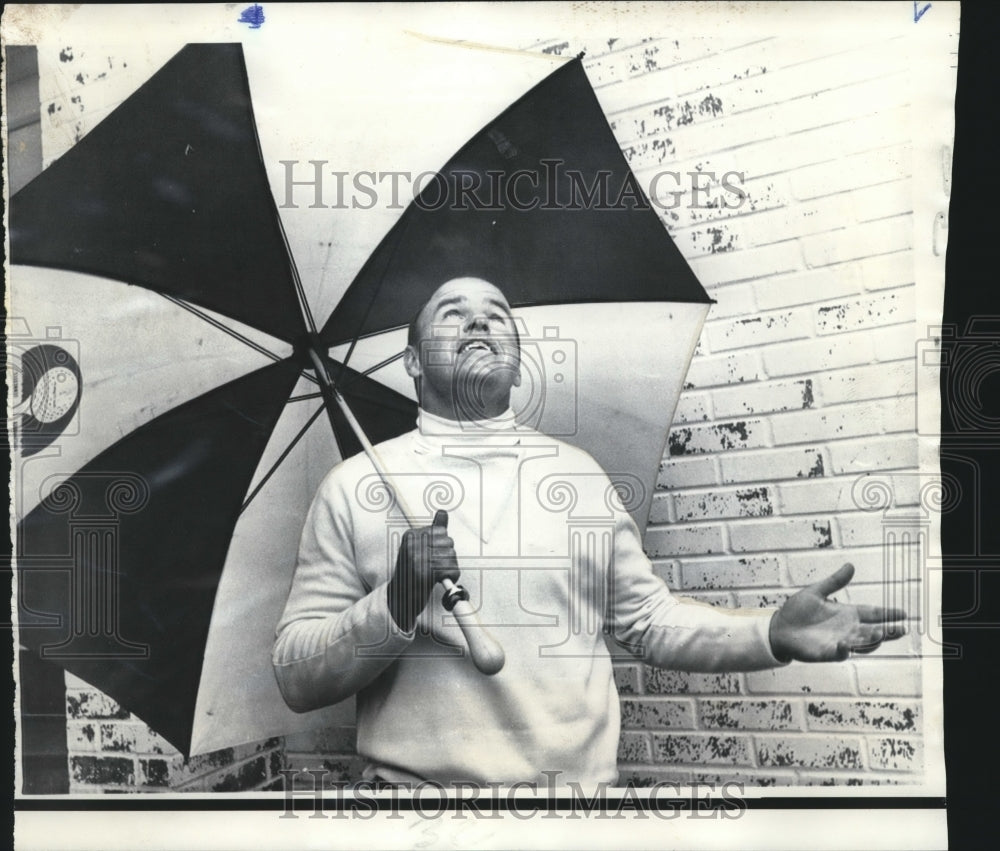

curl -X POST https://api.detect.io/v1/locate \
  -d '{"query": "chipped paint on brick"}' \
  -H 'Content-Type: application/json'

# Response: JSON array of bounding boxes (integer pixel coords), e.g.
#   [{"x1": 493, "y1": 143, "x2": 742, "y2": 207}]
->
[
  {"x1": 617, "y1": 732, "x2": 652, "y2": 763},
  {"x1": 736, "y1": 487, "x2": 773, "y2": 516},
  {"x1": 806, "y1": 701, "x2": 919, "y2": 732},
  {"x1": 668, "y1": 427, "x2": 692, "y2": 456},
  {"x1": 621, "y1": 699, "x2": 694, "y2": 730},
  {"x1": 870, "y1": 738, "x2": 921, "y2": 771},
  {"x1": 645, "y1": 668, "x2": 742, "y2": 696},
  {"x1": 139, "y1": 758, "x2": 170, "y2": 787},
  {"x1": 210, "y1": 756, "x2": 268, "y2": 792},
  {"x1": 812, "y1": 521, "x2": 833, "y2": 548},
  {"x1": 806, "y1": 453, "x2": 825, "y2": 478},
  {"x1": 71, "y1": 756, "x2": 135, "y2": 786},
  {"x1": 801, "y1": 379, "x2": 814, "y2": 408}
]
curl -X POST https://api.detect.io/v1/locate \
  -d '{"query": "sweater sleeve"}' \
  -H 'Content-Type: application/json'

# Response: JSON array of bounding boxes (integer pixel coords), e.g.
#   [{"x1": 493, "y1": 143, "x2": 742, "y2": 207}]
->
[
  {"x1": 271, "y1": 471, "x2": 414, "y2": 712},
  {"x1": 608, "y1": 503, "x2": 787, "y2": 672}
]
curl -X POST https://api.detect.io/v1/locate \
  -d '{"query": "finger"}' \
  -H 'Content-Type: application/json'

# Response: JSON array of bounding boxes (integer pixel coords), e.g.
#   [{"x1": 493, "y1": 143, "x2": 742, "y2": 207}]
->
[
  {"x1": 809, "y1": 563, "x2": 855, "y2": 599},
  {"x1": 856, "y1": 605, "x2": 908, "y2": 624},
  {"x1": 834, "y1": 639, "x2": 851, "y2": 662},
  {"x1": 433, "y1": 509, "x2": 449, "y2": 530}
]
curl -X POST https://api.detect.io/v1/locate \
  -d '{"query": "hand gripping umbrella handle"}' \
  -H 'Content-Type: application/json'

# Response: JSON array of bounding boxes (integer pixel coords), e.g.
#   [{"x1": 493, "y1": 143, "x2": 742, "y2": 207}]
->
[{"x1": 322, "y1": 382, "x2": 506, "y2": 676}]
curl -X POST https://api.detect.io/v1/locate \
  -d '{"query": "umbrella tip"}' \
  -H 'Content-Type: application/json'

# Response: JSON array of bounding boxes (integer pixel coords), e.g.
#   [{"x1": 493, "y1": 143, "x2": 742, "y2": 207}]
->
[{"x1": 576, "y1": 51, "x2": 586, "y2": 61}]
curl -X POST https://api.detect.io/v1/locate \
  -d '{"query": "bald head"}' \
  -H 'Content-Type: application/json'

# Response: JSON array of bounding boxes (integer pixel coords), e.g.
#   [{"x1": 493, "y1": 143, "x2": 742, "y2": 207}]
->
[{"x1": 404, "y1": 278, "x2": 522, "y2": 421}]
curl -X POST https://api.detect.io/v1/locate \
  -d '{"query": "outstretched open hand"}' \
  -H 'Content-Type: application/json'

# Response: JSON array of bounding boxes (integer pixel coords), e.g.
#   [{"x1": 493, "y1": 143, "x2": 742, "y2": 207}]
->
[{"x1": 769, "y1": 564, "x2": 907, "y2": 663}]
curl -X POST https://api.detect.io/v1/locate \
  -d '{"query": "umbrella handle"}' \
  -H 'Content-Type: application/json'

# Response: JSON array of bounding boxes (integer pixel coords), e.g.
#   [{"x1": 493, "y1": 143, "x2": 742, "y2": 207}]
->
[{"x1": 441, "y1": 578, "x2": 506, "y2": 676}]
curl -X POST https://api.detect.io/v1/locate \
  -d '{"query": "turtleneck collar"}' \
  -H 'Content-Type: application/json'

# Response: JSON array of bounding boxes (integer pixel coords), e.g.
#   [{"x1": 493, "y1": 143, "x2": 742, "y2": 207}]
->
[
  {"x1": 414, "y1": 407, "x2": 523, "y2": 452},
  {"x1": 418, "y1": 407, "x2": 517, "y2": 435}
]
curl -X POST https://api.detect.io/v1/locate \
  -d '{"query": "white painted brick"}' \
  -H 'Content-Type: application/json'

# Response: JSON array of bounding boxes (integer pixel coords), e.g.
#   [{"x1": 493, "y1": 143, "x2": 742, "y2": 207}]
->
[
  {"x1": 672, "y1": 391, "x2": 712, "y2": 425},
  {"x1": 853, "y1": 251, "x2": 914, "y2": 292},
  {"x1": 712, "y1": 377, "x2": 816, "y2": 418},
  {"x1": 791, "y1": 145, "x2": 912, "y2": 201},
  {"x1": 778, "y1": 73, "x2": 909, "y2": 137},
  {"x1": 648, "y1": 493, "x2": 673, "y2": 524},
  {"x1": 874, "y1": 321, "x2": 918, "y2": 362},
  {"x1": 769, "y1": 395, "x2": 915, "y2": 446},
  {"x1": 670, "y1": 42, "x2": 770, "y2": 100},
  {"x1": 678, "y1": 555, "x2": 783, "y2": 590},
  {"x1": 802, "y1": 215, "x2": 912, "y2": 268},
  {"x1": 815, "y1": 288, "x2": 915, "y2": 335},
  {"x1": 668, "y1": 418, "x2": 771, "y2": 456},
  {"x1": 657, "y1": 455, "x2": 719, "y2": 489},
  {"x1": 675, "y1": 590, "x2": 736, "y2": 609},
  {"x1": 733, "y1": 106, "x2": 911, "y2": 184},
  {"x1": 826, "y1": 435, "x2": 919, "y2": 475},
  {"x1": 729, "y1": 517, "x2": 834, "y2": 552},
  {"x1": 682, "y1": 218, "x2": 742, "y2": 258},
  {"x1": 780, "y1": 473, "x2": 919, "y2": 516},
  {"x1": 707, "y1": 308, "x2": 812, "y2": 352},
  {"x1": 645, "y1": 524, "x2": 725, "y2": 557},
  {"x1": 838, "y1": 512, "x2": 894, "y2": 547},
  {"x1": 673, "y1": 485, "x2": 775, "y2": 522},
  {"x1": 851, "y1": 180, "x2": 912, "y2": 223},
  {"x1": 689, "y1": 239, "x2": 802, "y2": 287},
  {"x1": 746, "y1": 664, "x2": 855, "y2": 696},
  {"x1": 786, "y1": 546, "x2": 917, "y2": 586},
  {"x1": 685, "y1": 351, "x2": 764, "y2": 388},
  {"x1": 753, "y1": 267, "x2": 861, "y2": 313},
  {"x1": 854, "y1": 660, "x2": 922, "y2": 697},
  {"x1": 721, "y1": 42, "x2": 905, "y2": 119},
  {"x1": 671, "y1": 104, "x2": 784, "y2": 161},
  {"x1": 738, "y1": 194, "x2": 855, "y2": 248},
  {"x1": 762, "y1": 330, "x2": 876, "y2": 377},
  {"x1": 818, "y1": 361, "x2": 914, "y2": 405},
  {"x1": 703, "y1": 283, "x2": 757, "y2": 319},
  {"x1": 735, "y1": 589, "x2": 792, "y2": 609},
  {"x1": 776, "y1": 478, "x2": 862, "y2": 516},
  {"x1": 720, "y1": 447, "x2": 826, "y2": 484},
  {"x1": 650, "y1": 559, "x2": 680, "y2": 588}
]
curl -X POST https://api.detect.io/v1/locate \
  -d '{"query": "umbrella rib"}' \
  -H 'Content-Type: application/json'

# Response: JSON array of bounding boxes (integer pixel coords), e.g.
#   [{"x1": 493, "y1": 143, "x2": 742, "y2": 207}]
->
[
  {"x1": 287, "y1": 392, "x2": 324, "y2": 403},
  {"x1": 332, "y1": 208, "x2": 419, "y2": 384},
  {"x1": 338, "y1": 351, "x2": 406, "y2": 389},
  {"x1": 274, "y1": 210, "x2": 318, "y2": 335},
  {"x1": 159, "y1": 294, "x2": 286, "y2": 363},
  {"x1": 240, "y1": 403, "x2": 326, "y2": 514}
]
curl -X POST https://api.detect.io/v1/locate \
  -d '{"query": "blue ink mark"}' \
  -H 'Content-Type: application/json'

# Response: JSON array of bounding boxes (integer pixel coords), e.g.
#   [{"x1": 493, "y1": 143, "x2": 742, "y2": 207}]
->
[
  {"x1": 914, "y1": 1, "x2": 931, "y2": 22},
  {"x1": 239, "y1": 4, "x2": 265, "y2": 29}
]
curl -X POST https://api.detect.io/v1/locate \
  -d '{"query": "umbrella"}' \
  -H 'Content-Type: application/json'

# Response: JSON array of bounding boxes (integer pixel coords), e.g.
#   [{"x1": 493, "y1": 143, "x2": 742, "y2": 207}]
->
[{"x1": 11, "y1": 42, "x2": 710, "y2": 757}]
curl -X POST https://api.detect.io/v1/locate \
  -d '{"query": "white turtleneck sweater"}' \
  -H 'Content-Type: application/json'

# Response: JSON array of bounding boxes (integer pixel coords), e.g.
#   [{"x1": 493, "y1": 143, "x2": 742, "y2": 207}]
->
[{"x1": 273, "y1": 410, "x2": 783, "y2": 785}]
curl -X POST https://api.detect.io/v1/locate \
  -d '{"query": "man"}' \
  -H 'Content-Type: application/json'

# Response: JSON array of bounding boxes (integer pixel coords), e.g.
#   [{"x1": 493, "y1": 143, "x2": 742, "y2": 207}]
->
[{"x1": 273, "y1": 277, "x2": 906, "y2": 786}]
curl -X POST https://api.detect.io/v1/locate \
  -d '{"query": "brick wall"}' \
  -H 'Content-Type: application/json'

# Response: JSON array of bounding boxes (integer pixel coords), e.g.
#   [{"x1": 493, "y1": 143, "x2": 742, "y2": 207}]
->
[
  {"x1": 64, "y1": 673, "x2": 286, "y2": 793},
  {"x1": 570, "y1": 31, "x2": 924, "y2": 785}
]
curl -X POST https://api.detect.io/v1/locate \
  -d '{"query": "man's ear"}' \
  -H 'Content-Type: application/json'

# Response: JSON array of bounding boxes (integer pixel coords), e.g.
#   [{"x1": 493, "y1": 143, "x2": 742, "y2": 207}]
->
[{"x1": 404, "y1": 345, "x2": 422, "y2": 378}]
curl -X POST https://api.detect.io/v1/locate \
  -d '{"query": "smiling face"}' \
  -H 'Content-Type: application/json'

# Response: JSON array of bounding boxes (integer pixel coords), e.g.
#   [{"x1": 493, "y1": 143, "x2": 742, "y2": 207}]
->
[{"x1": 404, "y1": 278, "x2": 522, "y2": 421}]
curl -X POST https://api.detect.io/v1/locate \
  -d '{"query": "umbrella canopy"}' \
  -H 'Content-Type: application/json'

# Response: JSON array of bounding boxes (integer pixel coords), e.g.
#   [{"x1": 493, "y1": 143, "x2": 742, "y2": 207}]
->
[{"x1": 11, "y1": 43, "x2": 709, "y2": 757}]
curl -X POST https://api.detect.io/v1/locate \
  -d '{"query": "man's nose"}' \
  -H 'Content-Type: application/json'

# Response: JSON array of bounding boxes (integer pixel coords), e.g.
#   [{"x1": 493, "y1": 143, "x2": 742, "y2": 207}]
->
[{"x1": 465, "y1": 315, "x2": 490, "y2": 333}]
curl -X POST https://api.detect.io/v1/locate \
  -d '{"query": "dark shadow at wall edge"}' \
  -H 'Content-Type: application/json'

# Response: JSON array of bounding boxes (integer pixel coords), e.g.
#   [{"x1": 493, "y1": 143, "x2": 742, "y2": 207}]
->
[
  {"x1": 4, "y1": 43, "x2": 72, "y2": 797},
  {"x1": 942, "y1": 5, "x2": 1000, "y2": 850}
]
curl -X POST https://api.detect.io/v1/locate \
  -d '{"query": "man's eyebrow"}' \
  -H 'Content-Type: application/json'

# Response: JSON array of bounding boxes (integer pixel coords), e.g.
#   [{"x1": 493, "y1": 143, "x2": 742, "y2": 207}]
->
[
  {"x1": 432, "y1": 295, "x2": 466, "y2": 313},
  {"x1": 486, "y1": 298, "x2": 513, "y2": 315}
]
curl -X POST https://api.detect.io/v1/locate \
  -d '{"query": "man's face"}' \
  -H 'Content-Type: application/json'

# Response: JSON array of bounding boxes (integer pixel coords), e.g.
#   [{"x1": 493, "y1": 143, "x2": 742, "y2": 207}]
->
[{"x1": 405, "y1": 278, "x2": 522, "y2": 420}]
